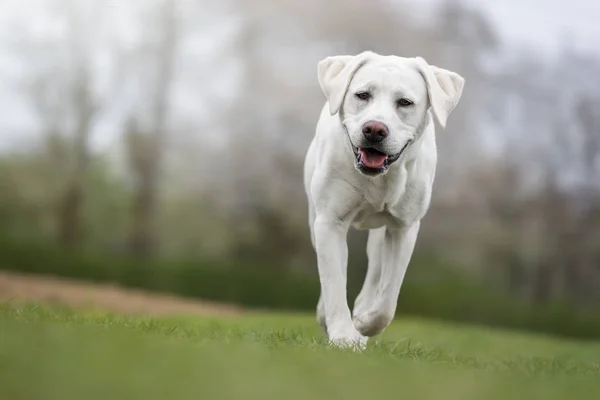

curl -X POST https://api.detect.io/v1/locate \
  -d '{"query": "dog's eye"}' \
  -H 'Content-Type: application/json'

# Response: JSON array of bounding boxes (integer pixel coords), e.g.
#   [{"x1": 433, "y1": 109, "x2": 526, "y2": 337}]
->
[
  {"x1": 397, "y1": 98, "x2": 414, "y2": 107},
  {"x1": 355, "y1": 92, "x2": 371, "y2": 101}
]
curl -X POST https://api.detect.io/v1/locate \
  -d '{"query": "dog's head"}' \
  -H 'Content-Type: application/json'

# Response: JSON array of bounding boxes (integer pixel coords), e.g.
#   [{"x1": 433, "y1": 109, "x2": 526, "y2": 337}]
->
[{"x1": 318, "y1": 51, "x2": 464, "y2": 176}]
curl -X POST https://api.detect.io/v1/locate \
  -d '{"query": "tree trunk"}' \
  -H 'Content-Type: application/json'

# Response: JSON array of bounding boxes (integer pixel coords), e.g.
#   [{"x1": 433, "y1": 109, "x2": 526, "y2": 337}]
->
[
  {"x1": 128, "y1": 0, "x2": 177, "y2": 256},
  {"x1": 58, "y1": 179, "x2": 84, "y2": 247},
  {"x1": 57, "y1": 80, "x2": 93, "y2": 248},
  {"x1": 55, "y1": 1, "x2": 95, "y2": 248},
  {"x1": 130, "y1": 176, "x2": 157, "y2": 256}
]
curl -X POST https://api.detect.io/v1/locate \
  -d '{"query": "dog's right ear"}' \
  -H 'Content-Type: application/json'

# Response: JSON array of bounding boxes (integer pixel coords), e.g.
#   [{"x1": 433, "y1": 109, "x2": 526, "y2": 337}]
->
[{"x1": 317, "y1": 52, "x2": 373, "y2": 115}]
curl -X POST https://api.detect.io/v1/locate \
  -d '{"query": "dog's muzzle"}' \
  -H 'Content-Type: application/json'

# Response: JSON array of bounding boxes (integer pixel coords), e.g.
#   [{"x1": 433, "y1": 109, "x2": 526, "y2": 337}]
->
[
  {"x1": 342, "y1": 121, "x2": 411, "y2": 176},
  {"x1": 351, "y1": 141, "x2": 410, "y2": 176}
]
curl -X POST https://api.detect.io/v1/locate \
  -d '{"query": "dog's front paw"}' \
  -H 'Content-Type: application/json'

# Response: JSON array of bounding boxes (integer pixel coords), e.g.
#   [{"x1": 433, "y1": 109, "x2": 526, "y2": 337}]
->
[{"x1": 328, "y1": 327, "x2": 368, "y2": 351}]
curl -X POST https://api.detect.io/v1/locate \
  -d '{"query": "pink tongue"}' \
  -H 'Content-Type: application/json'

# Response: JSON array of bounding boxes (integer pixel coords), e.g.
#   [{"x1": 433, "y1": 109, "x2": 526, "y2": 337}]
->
[{"x1": 360, "y1": 149, "x2": 387, "y2": 168}]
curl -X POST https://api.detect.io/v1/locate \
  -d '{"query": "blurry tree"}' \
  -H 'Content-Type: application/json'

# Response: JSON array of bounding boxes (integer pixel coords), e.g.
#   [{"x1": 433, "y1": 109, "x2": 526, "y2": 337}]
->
[
  {"x1": 123, "y1": 0, "x2": 179, "y2": 256},
  {"x1": 523, "y1": 77, "x2": 600, "y2": 306},
  {"x1": 428, "y1": 0, "x2": 498, "y2": 195},
  {"x1": 470, "y1": 49, "x2": 600, "y2": 306},
  {"x1": 19, "y1": 0, "x2": 113, "y2": 247},
  {"x1": 561, "y1": 94, "x2": 600, "y2": 305}
]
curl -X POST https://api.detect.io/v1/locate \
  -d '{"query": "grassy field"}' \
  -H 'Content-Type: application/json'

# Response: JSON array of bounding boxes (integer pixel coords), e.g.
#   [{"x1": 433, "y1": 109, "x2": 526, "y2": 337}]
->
[{"x1": 1, "y1": 302, "x2": 600, "y2": 400}]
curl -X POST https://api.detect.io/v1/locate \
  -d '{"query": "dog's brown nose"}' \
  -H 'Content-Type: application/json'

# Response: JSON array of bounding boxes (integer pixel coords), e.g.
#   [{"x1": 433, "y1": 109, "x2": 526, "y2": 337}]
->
[{"x1": 362, "y1": 121, "x2": 389, "y2": 143}]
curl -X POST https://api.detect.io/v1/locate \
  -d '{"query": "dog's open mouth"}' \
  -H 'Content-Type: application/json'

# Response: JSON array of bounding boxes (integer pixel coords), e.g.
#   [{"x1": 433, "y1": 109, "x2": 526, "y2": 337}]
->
[
  {"x1": 352, "y1": 145, "x2": 408, "y2": 176},
  {"x1": 359, "y1": 148, "x2": 387, "y2": 169}
]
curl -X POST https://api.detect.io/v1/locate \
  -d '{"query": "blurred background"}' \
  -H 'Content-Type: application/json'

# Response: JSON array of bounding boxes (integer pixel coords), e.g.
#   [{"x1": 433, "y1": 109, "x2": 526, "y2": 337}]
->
[{"x1": 1, "y1": 0, "x2": 600, "y2": 338}]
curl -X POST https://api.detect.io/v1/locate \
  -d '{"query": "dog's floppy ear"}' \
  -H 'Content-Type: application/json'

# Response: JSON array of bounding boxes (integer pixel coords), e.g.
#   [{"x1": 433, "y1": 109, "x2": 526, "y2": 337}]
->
[
  {"x1": 414, "y1": 57, "x2": 465, "y2": 129},
  {"x1": 317, "y1": 51, "x2": 374, "y2": 115}
]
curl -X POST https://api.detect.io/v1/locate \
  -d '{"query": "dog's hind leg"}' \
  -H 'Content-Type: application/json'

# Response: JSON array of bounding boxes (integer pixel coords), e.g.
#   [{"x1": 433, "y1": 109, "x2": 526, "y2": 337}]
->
[{"x1": 353, "y1": 223, "x2": 419, "y2": 337}]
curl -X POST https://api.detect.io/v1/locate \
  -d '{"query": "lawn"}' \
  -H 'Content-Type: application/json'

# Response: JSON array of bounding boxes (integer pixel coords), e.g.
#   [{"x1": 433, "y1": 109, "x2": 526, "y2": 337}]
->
[{"x1": 1, "y1": 302, "x2": 600, "y2": 400}]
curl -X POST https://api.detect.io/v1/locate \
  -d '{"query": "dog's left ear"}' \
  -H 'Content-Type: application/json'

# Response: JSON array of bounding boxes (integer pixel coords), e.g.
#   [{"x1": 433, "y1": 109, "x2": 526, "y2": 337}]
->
[
  {"x1": 414, "y1": 57, "x2": 465, "y2": 129},
  {"x1": 318, "y1": 51, "x2": 374, "y2": 115}
]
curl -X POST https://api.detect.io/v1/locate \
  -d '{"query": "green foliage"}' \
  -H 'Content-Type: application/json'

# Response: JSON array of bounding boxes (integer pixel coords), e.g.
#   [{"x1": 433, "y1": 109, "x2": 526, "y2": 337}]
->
[
  {"x1": 0, "y1": 152, "x2": 131, "y2": 246},
  {"x1": 2, "y1": 236, "x2": 600, "y2": 340}
]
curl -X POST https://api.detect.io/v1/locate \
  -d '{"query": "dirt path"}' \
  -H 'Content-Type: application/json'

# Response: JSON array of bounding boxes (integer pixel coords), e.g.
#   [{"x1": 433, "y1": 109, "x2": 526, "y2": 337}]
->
[{"x1": 0, "y1": 271, "x2": 242, "y2": 317}]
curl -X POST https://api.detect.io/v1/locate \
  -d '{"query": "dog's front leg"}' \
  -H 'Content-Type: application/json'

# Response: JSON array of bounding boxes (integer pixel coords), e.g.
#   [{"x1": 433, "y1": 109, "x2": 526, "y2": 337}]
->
[
  {"x1": 353, "y1": 222, "x2": 420, "y2": 337},
  {"x1": 314, "y1": 217, "x2": 367, "y2": 350}
]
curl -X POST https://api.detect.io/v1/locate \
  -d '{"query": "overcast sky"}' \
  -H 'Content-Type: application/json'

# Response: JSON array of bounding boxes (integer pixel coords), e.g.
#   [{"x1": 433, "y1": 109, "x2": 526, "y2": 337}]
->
[
  {"x1": 440, "y1": 0, "x2": 600, "y2": 54},
  {"x1": 0, "y1": 0, "x2": 599, "y2": 152}
]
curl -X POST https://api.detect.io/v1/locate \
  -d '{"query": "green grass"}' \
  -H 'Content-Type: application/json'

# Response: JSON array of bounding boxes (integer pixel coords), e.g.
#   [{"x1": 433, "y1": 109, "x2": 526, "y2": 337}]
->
[{"x1": 1, "y1": 303, "x2": 600, "y2": 399}]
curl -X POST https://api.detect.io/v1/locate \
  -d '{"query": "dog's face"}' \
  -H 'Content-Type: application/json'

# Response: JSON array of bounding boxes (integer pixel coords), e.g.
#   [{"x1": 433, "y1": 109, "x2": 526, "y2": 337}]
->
[
  {"x1": 318, "y1": 52, "x2": 464, "y2": 176},
  {"x1": 341, "y1": 61, "x2": 430, "y2": 176}
]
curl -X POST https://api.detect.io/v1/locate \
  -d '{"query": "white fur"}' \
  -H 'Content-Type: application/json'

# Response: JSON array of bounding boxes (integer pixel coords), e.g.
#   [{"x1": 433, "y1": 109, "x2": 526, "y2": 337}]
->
[{"x1": 304, "y1": 51, "x2": 464, "y2": 350}]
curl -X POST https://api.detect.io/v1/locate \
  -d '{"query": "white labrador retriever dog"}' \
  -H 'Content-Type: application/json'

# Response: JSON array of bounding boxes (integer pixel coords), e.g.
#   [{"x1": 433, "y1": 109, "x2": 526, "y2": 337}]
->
[{"x1": 303, "y1": 51, "x2": 464, "y2": 350}]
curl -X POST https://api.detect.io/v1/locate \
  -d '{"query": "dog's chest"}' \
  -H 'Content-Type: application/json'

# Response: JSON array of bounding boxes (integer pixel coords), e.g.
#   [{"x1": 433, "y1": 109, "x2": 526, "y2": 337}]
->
[
  {"x1": 351, "y1": 207, "x2": 399, "y2": 230},
  {"x1": 350, "y1": 183, "x2": 404, "y2": 230},
  {"x1": 350, "y1": 170, "x2": 429, "y2": 230}
]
